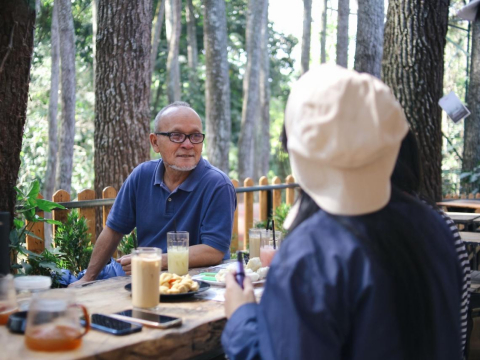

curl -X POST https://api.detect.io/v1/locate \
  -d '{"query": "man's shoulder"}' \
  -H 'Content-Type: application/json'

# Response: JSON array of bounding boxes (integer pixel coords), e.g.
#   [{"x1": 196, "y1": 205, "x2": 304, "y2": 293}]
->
[
  {"x1": 201, "y1": 159, "x2": 233, "y2": 187},
  {"x1": 131, "y1": 159, "x2": 161, "y2": 176}
]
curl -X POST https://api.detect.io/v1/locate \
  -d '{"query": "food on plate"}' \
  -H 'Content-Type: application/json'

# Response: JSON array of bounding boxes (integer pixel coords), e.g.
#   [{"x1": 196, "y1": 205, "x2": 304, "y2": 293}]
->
[
  {"x1": 246, "y1": 257, "x2": 262, "y2": 272},
  {"x1": 213, "y1": 258, "x2": 269, "y2": 283},
  {"x1": 256, "y1": 267, "x2": 269, "y2": 280},
  {"x1": 159, "y1": 273, "x2": 199, "y2": 294}
]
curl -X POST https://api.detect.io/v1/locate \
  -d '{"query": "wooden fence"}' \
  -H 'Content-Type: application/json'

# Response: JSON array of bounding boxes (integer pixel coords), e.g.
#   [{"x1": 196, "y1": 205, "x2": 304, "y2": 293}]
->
[
  {"x1": 25, "y1": 175, "x2": 298, "y2": 255},
  {"x1": 444, "y1": 193, "x2": 480, "y2": 200}
]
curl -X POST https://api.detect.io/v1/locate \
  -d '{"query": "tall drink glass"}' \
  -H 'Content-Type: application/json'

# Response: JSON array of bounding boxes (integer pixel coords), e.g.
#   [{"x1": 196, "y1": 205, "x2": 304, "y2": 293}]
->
[
  {"x1": 0, "y1": 274, "x2": 17, "y2": 325},
  {"x1": 260, "y1": 230, "x2": 283, "y2": 267},
  {"x1": 248, "y1": 229, "x2": 263, "y2": 258},
  {"x1": 131, "y1": 247, "x2": 162, "y2": 309},
  {"x1": 167, "y1": 231, "x2": 189, "y2": 275}
]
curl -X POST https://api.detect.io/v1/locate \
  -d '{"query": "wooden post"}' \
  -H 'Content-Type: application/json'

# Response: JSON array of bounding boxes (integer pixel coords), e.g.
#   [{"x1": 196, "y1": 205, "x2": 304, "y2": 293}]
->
[
  {"x1": 52, "y1": 190, "x2": 70, "y2": 239},
  {"x1": 244, "y1": 178, "x2": 254, "y2": 251},
  {"x1": 461, "y1": 193, "x2": 467, "y2": 199},
  {"x1": 230, "y1": 180, "x2": 239, "y2": 254},
  {"x1": 272, "y1": 176, "x2": 282, "y2": 215},
  {"x1": 476, "y1": 193, "x2": 480, "y2": 199},
  {"x1": 102, "y1": 186, "x2": 117, "y2": 228},
  {"x1": 259, "y1": 176, "x2": 268, "y2": 223},
  {"x1": 78, "y1": 189, "x2": 96, "y2": 244},
  {"x1": 286, "y1": 174, "x2": 295, "y2": 205},
  {"x1": 469, "y1": 193, "x2": 474, "y2": 199},
  {"x1": 445, "y1": 194, "x2": 451, "y2": 199},
  {"x1": 25, "y1": 194, "x2": 45, "y2": 254},
  {"x1": 453, "y1": 193, "x2": 459, "y2": 199}
]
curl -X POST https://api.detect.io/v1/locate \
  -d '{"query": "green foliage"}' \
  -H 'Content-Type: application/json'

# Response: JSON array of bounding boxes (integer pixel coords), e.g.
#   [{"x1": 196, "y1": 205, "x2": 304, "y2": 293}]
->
[
  {"x1": 118, "y1": 229, "x2": 137, "y2": 257},
  {"x1": 253, "y1": 203, "x2": 291, "y2": 237},
  {"x1": 53, "y1": 210, "x2": 92, "y2": 276},
  {"x1": 459, "y1": 164, "x2": 480, "y2": 194}
]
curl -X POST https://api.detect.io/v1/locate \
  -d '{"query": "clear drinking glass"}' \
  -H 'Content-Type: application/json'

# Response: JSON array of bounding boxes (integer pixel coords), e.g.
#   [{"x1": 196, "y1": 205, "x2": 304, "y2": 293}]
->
[
  {"x1": 0, "y1": 274, "x2": 17, "y2": 325},
  {"x1": 259, "y1": 230, "x2": 283, "y2": 267},
  {"x1": 131, "y1": 247, "x2": 162, "y2": 309},
  {"x1": 248, "y1": 229, "x2": 263, "y2": 258},
  {"x1": 167, "y1": 231, "x2": 189, "y2": 276},
  {"x1": 25, "y1": 290, "x2": 89, "y2": 352}
]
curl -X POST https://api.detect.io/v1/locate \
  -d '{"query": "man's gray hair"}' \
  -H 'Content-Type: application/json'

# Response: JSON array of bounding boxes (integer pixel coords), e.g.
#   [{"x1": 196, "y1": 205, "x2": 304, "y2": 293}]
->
[{"x1": 153, "y1": 101, "x2": 194, "y2": 132}]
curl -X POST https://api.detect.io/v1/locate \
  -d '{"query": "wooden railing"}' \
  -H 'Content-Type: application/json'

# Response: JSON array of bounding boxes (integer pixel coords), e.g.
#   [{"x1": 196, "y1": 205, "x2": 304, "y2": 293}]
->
[
  {"x1": 444, "y1": 193, "x2": 480, "y2": 200},
  {"x1": 25, "y1": 175, "x2": 299, "y2": 255}
]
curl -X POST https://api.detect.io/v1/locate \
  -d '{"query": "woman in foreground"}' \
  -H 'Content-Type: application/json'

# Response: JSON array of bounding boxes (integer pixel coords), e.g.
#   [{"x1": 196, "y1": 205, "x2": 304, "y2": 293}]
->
[{"x1": 221, "y1": 65, "x2": 462, "y2": 360}]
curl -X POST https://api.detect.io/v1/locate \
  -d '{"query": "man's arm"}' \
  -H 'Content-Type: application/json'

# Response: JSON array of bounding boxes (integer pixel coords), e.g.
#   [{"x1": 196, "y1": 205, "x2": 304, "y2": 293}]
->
[
  {"x1": 69, "y1": 226, "x2": 124, "y2": 285},
  {"x1": 187, "y1": 244, "x2": 224, "y2": 268}
]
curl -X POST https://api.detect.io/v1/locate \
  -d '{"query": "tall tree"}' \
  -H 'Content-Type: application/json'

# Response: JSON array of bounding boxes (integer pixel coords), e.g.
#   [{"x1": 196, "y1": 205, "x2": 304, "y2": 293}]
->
[
  {"x1": 320, "y1": 0, "x2": 328, "y2": 64},
  {"x1": 463, "y1": 14, "x2": 480, "y2": 177},
  {"x1": 165, "y1": 0, "x2": 181, "y2": 102},
  {"x1": 186, "y1": 0, "x2": 198, "y2": 72},
  {"x1": 204, "y1": 0, "x2": 231, "y2": 174},
  {"x1": 256, "y1": 0, "x2": 270, "y2": 179},
  {"x1": 382, "y1": 0, "x2": 449, "y2": 201},
  {"x1": 238, "y1": 0, "x2": 265, "y2": 182},
  {"x1": 0, "y1": 0, "x2": 36, "y2": 226},
  {"x1": 301, "y1": 0, "x2": 312, "y2": 74},
  {"x1": 44, "y1": 3, "x2": 60, "y2": 204},
  {"x1": 336, "y1": 0, "x2": 349, "y2": 67},
  {"x1": 354, "y1": 0, "x2": 384, "y2": 78},
  {"x1": 55, "y1": 0, "x2": 76, "y2": 193},
  {"x1": 151, "y1": 0, "x2": 166, "y2": 76},
  {"x1": 94, "y1": 0, "x2": 152, "y2": 233}
]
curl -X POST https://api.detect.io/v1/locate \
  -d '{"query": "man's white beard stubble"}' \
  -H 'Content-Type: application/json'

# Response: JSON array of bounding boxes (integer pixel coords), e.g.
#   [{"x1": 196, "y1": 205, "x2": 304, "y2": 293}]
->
[{"x1": 168, "y1": 164, "x2": 197, "y2": 171}]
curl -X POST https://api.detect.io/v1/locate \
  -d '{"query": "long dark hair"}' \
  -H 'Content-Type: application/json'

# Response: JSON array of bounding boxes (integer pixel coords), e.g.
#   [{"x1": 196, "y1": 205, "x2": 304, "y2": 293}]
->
[{"x1": 284, "y1": 125, "x2": 436, "y2": 360}]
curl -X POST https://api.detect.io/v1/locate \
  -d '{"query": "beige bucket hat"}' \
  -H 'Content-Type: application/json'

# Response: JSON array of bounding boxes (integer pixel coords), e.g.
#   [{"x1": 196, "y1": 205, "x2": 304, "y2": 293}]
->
[
  {"x1": 457, "y1": 0, "x2": 480, "y2": 21},
  {"x1": 285, "y1": 65, "x2": 409, "y2": 215}
]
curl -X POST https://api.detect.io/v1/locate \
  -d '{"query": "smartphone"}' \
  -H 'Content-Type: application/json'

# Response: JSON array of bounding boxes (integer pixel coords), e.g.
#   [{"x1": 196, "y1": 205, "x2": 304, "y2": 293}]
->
[
  {"x1": 110, "y1": 309, "x2": 182, "y2": 329},
  {"x1": 81, "y1": 314, "x2": 142, "y2": 336}
]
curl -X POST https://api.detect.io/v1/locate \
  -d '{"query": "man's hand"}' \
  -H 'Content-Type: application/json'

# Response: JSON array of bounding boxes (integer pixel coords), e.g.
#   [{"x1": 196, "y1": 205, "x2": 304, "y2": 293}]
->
[
  {"x1": 116, "y1": 254, "x2": 132, "y2": 275},
  {"x1": 224, "y1": 272, "x2": 256, "y2": 319}
]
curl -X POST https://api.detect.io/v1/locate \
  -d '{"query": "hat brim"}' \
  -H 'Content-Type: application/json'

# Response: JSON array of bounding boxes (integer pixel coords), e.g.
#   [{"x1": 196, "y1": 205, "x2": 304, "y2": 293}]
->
[{"x1": 457, "y1": 0, "x2": 480, "y2": 21}]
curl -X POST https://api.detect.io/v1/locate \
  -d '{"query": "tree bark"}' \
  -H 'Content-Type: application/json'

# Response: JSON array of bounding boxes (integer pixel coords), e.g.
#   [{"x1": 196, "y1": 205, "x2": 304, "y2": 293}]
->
[
  {"x1": 92, "y1": 0, "x2": 98, "y2": 79},
  {"x1": 256, "y1": 0, "x2": 270, "y2": 179},
  {"x1": 186, "y1": 0, "x2": 198, "y2": 72},
  {"x1": 463, "y1": 15, "x2": 480, "y2": 176},
  {"x1": 238, "y1": 0, "x2": 265, "y2": 182},
  {"x1": 165, "y1": 0, "x2": 181, "y2": 102},
  {"x1": 94, "y1": 0, "x2": 152, "y2": 235},
  {"x1": 55, "y1": 0, "x2": 76, "y2": 193},
  {"x1": 0, "y1": 0, "x2": 36, "y2": 226},
  {"x1": 301, "y1": 0, "x2": 312, "y2": 74},
  {"x1": 204, "y1": 0, "x2": 231, "y2": 174},
  {"x1": 151, "y1": 0, "x2": 166, "y2": 75},
  {"x1": 382, "y1": 0, "x2": 449, "y2": 201},
  {"x1": 320, "y1": 0, "x2": 328, "y2": 64},
  {"x1": 354, "y1": 0, "x2": 384, "y2": 78},
  {"x1": 336, "y1": 0, "x2": 349, "y2": 67}
]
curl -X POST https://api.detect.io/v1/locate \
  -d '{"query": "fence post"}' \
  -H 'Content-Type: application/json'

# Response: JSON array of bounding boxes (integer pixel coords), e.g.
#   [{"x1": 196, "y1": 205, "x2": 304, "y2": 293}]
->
[
  {"x1": 52, "y1": 190, "x2": 70, "y2": 239},
  {"x1": 244, "y1": 178, "x2": 254, "y2": 251},
  {"x1": 78, "y1": 189, "x2": 96, "y2": 244},
  {"x1": 259, "y1": 176, "x2": 269, "y2": 223},
  {"x1": 25, "y1": 194, "x2": 45, "y2": 254},
  {"x1": 230, "y1": 180, "x2": 239, "y2": 254},
  {"x1": 286, "y1": 174, "x2": 295, "y2": 205},
  {"x1": 272, "y1": 176, "x2": 282, "y2": 215},
  {"x1": 476, "y1": 193, "x2": 480, "y2": 199}
]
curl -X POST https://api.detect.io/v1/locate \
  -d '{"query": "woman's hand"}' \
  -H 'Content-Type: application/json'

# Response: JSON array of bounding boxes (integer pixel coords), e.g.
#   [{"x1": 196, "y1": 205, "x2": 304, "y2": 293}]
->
[{"x1": 224, "y1": 272, "x2": 256, "y2": 319}]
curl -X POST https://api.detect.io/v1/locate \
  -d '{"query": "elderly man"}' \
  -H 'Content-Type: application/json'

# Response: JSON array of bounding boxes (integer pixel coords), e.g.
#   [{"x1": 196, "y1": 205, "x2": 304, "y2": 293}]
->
[{"x1": 72, "y1": 102, "x2": 236, "y2": 285}]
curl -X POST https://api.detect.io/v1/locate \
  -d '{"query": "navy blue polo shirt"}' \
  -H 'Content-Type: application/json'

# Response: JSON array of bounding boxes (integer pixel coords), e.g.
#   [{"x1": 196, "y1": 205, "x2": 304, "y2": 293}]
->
[{"x1": 106, "y1": 157, "x2": 236, "y2": 255}]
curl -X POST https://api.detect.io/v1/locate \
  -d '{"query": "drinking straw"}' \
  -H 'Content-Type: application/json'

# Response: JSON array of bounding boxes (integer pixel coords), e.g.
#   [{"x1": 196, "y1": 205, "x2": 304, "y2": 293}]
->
[
  {"x1": 272, "y1": 220, "x2": 276, "y2": 250},
  {"x1": 173, "y1": 219, "x2": 177, "y2": 233},
  {"x1": 266, "y1": 219, "x2": 270, "y2": 231}
]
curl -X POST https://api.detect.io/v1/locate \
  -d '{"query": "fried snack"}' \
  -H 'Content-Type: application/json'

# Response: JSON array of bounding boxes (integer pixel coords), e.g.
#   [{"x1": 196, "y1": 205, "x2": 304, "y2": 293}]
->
[{"x1": 159, "y1": 273, "x2": 199, "y2": 294}]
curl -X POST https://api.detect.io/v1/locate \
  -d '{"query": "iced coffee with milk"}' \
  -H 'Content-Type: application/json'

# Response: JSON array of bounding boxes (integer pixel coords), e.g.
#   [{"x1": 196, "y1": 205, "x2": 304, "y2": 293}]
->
[
  {"x1": 167, "y1": 231, "x2": 189, "y2": 276},
  {"x1": 131, "y1": 247, "x2": 162, "y2": 309}
]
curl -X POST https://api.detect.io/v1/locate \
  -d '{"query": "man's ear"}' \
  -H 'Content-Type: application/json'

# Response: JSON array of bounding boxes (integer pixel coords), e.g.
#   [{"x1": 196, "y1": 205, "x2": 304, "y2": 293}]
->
[{"x1": 149, "y1": 133, "x2": 160, "y2": 153}]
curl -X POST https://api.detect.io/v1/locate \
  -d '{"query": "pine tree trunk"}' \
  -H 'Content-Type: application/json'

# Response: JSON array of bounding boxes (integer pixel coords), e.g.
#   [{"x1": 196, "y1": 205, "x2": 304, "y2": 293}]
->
[
  {"x1": 186, "y1": 0, "x2": 198, "y2": 72},
  {"x1": 320, "y1": 0, "x2": 328, "y2": 64},
  {"x1": 463, "y1": 16, "x2": 480, "y2": 177},
  {"x1": 238, "y1": 0, "x2": 265, "y2": 182},
  {"x1": 256, "y1": 0, "x2": 270, "y2": 179},
  {"x1": 0, "y1": 0, "x2": 36, "y2": 226},
  {"x1": 92, "y1": 0, "x2": 98, "y2": 79},
  {"x1": 94, "y1": 0, "x2": 152, "y2": 235},
  {"x1": 55, "y1": 0, "x2": 76, "y2": 193},
  {"x1": 382, "y1": 0, "x2": 449, "y2": 201},
  {"x1": 354, "y1": 0, "x2": 384, "y2": 78},
  {"x1": 336, "y1": 0, "x2": 349, "y2": 67},
  {"x1": 204, "y1": 0, "x2": 231, "y2": 174},
  {"x1": 301, "y1": 0, "x2": 312, "y2": 74},
  {"x1": 165, "y1": 0, "x2": 181, "y2": 102},
  {"x1": 151, "y1": 0, "x2": 166, "y2": 75}
]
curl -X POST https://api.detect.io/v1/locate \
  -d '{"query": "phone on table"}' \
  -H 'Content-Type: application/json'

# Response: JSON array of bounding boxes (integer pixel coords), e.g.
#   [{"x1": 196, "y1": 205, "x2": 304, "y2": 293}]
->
[
  {"x1": 81, "y1": 314, "x2": 142, "y2": 336},
  {"x1": 110, "y1": 309, "x2": 182, "y2": 329}
]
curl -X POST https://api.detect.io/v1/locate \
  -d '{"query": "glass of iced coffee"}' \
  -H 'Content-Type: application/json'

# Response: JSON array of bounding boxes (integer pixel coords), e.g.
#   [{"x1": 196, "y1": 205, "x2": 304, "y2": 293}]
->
[
  {"x1": 248, "y1": 229, "x2": 263, "y2": 258},
  {"x1": 260, "y1": 230, "x2": 282, "y2": 267},
  {"x1": 131, "y1": 247, "x2": 162, "y2": 309},
  {"x1": 0, "y1": 274, "x2": 17, "y2": 325},
  {"x1": 167, "y1": 231, "x2": 189, "y2": 276}
]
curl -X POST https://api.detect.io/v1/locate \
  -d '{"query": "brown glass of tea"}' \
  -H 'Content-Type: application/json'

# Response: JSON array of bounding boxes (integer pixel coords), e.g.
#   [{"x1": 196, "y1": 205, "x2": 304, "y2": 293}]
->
[
  {"x1": 0, "y1": 275, "x2": 17, "y2": 325},
  {"x1": 25, "y1": 290, "x2": 90, "y2": 352}
]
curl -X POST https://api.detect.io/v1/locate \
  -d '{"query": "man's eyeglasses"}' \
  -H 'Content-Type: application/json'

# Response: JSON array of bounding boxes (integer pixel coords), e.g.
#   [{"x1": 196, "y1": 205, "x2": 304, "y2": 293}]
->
[{"x1": 155, "y1": 132, "x2": 205, "y2": 144}]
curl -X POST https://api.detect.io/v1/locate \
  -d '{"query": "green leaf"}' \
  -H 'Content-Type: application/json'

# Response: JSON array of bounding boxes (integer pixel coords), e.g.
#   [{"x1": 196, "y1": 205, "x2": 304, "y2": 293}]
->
[
  {"x1": 44, "y1": 219, "x2": 63, "y2": 225},
  {"x1": 24, "y1": 230, "x2": 43, "y2": 241},
  {"x1": 27, "y1": 180, "x2": 40, "y2": 200},
  {"x1": 13, "y1": 218, "x2": 25, "y2": 230},
  {"x1": 20, "y1": 247, "x2": 43, "y2": 258},
  {"x1": 36, "y1": 199, "x2": 66, "y2": 212}
]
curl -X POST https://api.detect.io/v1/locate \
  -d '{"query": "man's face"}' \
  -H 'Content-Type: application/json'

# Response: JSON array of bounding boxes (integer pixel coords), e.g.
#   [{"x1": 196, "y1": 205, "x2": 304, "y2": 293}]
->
[{"x1": 150, "y1": 107, "x2": 203, "y2": 171}]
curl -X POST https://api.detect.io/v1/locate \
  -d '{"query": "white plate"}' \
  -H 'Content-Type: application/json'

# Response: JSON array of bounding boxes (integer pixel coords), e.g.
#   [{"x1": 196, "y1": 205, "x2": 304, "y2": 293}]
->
[{"x1": 191, "y1": 274, "x2": 265, "y2": 287}]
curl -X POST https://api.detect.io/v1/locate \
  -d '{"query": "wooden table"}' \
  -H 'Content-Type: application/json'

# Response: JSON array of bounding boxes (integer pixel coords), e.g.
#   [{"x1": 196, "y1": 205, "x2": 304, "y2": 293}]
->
[
  {"x1": 437, "y1": 200, "x2": 480, "y2": 213},
  {"x1": 460, "y1": 232, "x2": 480, "y2": 244},
  {"x1": 446, "y1": 212, "x2": 480, "y2": 231},
  {"x1": 0, "y1": 272, "x2": 230, "y2": 360}
]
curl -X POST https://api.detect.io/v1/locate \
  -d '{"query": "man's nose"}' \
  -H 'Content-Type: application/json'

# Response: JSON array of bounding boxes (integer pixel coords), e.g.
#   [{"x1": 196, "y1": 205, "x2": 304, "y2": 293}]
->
[{"x1": 181, "y1": 137, "x2": 194, "y2": 149}]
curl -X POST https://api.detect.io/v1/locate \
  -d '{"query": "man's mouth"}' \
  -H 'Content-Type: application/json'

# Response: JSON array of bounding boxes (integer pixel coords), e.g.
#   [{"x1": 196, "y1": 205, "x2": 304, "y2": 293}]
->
[{"x1": 177, "y1": 154, "x2": 194, "y2": 158}]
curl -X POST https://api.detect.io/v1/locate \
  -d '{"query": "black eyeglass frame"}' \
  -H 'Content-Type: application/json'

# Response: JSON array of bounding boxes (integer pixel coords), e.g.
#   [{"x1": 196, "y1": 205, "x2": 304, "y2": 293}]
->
[{"x1": 155, "y1": 132, "x2": 205, "y2": 144}]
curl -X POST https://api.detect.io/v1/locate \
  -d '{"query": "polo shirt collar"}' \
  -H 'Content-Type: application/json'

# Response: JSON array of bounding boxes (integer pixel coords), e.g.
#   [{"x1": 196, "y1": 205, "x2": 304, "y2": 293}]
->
[{"x1": 153, "y1": 157, "x2": 206, "y2": 193}]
